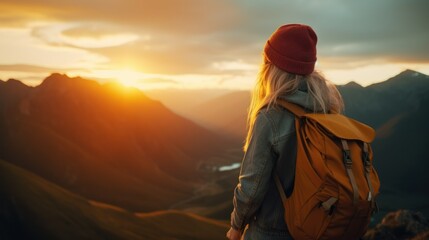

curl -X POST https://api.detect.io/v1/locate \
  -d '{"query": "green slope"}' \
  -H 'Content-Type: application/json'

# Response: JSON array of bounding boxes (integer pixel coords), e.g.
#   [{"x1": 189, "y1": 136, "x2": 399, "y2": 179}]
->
[{"x1": 0, "y1": 160, "x2": 228, "y2": 240}]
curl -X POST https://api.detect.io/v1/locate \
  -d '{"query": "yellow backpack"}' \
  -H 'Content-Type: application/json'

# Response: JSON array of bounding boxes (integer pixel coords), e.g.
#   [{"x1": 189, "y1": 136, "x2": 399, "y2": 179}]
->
[{"x1": 275, "y1": 100, "x2": 381, "y2": 240}]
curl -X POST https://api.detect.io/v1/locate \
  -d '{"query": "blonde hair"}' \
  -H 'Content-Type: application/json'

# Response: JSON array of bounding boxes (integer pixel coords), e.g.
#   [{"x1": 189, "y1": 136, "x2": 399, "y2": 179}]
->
[{"x1": 244, "y1": 59, "x2": 344, "y2": 151}]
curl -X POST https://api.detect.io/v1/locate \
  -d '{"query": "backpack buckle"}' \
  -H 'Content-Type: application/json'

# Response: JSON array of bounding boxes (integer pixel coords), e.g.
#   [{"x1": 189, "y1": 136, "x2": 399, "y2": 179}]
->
[
  {"x1": 363, "y1": 152, "x2": 371, "y2": 165},
  {"x1": 364, "y1": 162, "x2": 372, "y2": 173},
  {"x1": 362, "y1": 152, "x2": 372, "y2": 173},
  {"x1": 362, "y1": 151, "x2": 369, "y2": 162},
  {"x1": 342, "y1": 150, "x2": 352, "y2": 168},
  {"x1": 364, "y1": 159, "x2": 371, "y2": 167},
  {"x1": 362, "y1": 142, "x2": 372, "y2": 171}
]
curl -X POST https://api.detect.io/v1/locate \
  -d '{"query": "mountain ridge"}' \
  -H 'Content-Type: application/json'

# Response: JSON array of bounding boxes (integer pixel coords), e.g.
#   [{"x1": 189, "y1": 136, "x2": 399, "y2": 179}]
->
[{"x1": 0, "y1": 73, "x2": 236, "y2": 212}]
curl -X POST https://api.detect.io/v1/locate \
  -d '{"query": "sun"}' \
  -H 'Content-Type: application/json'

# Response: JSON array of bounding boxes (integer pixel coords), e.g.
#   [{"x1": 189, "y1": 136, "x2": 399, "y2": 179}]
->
[
  {"x1": 113, "y1": 69, "x2": 144, "y2": 87},
  {"x1": 91, "y1": 68, "x2": 146, "y2": 89}
]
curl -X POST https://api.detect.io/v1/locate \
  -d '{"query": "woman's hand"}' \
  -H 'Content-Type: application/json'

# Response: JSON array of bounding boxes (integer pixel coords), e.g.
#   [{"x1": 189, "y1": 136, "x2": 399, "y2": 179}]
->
[{"x1": 226, "y1": 227, "x2": 242, "y2": 240}]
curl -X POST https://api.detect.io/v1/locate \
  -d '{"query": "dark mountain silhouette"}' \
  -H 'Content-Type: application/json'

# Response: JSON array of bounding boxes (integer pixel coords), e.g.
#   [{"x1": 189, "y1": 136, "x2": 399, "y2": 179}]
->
[
  {"x1": 339, "y1": 69, "x2": 429, "y2": 129},
  {"x1": 374, "y1": 94, "x2": 429, "y2": 193},
  {"x1": 0, "y1": 159, "x2": 228, "y2": 240},
  {"x1": 337, "y1": 70, "x2": 429, "y2": 196},
  {"x1": 0, "y1": 73, "x2": 234, "y2": 212}
]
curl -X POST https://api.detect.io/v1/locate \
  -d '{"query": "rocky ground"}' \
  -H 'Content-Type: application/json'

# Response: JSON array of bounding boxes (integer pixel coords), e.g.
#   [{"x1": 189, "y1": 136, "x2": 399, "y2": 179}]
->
[{"x1": 364, "y1": 210, "x2": 429, "y2": 240}]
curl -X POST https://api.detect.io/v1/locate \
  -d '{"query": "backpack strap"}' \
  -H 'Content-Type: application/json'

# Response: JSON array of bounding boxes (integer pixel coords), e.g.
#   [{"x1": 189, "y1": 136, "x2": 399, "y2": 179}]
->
[
  {"x1": 362, "y1": 142, "x2": 375, "y2": 207},
  {"x1": 277, "y1": 99, "x2": 308, "y2": 117},
  {"x1": 274, "y1": 100, "x2": 305, "y2": 208},
  {"x1": 341, "y1": 139, "x2": 359, "y2": 204},
  {"x1": 274, "y1": 175, "x2": 287, "y2": 206}
]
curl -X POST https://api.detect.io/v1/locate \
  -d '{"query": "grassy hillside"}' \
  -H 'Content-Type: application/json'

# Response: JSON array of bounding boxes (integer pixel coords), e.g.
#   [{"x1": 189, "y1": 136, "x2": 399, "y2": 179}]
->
[{"x1": 0, "y1": 159, "x2": 228, "y2": 240}]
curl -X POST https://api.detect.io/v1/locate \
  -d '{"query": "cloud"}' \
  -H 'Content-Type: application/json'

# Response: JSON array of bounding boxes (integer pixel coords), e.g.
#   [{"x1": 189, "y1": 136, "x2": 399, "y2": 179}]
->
[
  {"x1": 140, "y1": 78, "x2": 177, "y2": 84},
  {"x1": 244, "y1": 0, "x2": 429, "y2": 64},
  {"x1": 0, "y1": 64, "x2": 84, "y2": 73},
  {"x1": 30, "y1": 22, "x2": 140, "y2": 49},
  {"x1": 0, "y1": 1, "x2": 247, "y2": 74},
  {"x1": 0, "y1": 27, "x2": 108, "y2": 68},
  {"x1": 0, "y1": 0, "x2": 240, "y2": 34},
  {"x1": 0, "y1": 0, "x2": 428, "y2": 88},
  {"x1": 87, "y1": 38, "x2": 262, "y2": 75}
]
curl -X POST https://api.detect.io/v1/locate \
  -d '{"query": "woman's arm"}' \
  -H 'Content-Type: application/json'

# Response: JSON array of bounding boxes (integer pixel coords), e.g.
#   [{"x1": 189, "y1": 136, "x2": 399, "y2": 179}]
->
[{"x1": 230, "y1": 111, "x2": 276, "y2": 231}]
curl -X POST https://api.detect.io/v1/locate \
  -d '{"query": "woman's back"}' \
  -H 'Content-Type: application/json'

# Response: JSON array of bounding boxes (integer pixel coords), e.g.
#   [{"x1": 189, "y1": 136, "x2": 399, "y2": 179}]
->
[
  {"x1": 227, "y1": 24, "x2": 345, "y2": 240},
  {"x1": 242, "y1": 83, "x2": 324, "y2": 239}
]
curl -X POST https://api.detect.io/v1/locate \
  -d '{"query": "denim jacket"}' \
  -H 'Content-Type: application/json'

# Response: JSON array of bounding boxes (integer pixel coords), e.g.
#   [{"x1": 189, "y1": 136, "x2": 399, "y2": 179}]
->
[{"x1": 231, "y1": 87, "x2": 322, "y2": 240}]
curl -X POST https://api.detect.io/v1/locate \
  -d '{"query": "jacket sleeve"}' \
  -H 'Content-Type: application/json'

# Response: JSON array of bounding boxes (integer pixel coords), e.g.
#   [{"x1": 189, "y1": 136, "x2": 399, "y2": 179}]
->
[{"x1": 231, "y1": 111, "x2": 276, "y2": 230}]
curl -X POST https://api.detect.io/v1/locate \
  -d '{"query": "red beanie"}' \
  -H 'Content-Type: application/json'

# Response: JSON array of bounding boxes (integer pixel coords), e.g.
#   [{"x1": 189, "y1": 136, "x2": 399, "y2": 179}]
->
[{"x1": 264, "y1": 24, "x2": 318, "y2": 75}]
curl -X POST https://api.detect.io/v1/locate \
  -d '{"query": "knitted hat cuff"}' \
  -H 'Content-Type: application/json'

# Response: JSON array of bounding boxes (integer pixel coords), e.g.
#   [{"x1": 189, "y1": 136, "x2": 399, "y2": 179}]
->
[{"x1": 264, "y1": 40, "x2": 316, "y2": 75}]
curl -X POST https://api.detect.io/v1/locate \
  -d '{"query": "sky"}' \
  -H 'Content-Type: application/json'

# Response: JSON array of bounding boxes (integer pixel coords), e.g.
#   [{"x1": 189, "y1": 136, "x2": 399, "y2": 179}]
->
[{"x1": 0, "y1": 0, "x2": 428, "y2": 90}]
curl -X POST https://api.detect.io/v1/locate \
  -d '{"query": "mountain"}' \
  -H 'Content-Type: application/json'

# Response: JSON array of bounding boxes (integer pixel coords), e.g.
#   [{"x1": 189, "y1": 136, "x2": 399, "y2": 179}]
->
[
  {"x1": 338, "y1": 69, "x2": 429, "y2": 129},
  {"x1": 0, "y1": 73, "x2": 235, "y2": 212},
  {"x1": 190, "y1": 91, "x2": 250, "y2": 139},
  {"x1": 151, "y1": 69, "x2": 429, "y2": 141},
  {"x1": 146, "y1": 89, "x2": 251, "y2": 140},
  {"x1": 2, "y1": 70, "x2": 428, "y2": 228},
  {"x1": 337, "y1": 69, "x2": 429, "y2": 195},
  {"x1": 368, "y1": 69, "x2": 429, "y2": 96},
  {"x1": 0, "y1": 159, "x2": 228, "y2": 240},
  {"x1": 144, "y1": 88, "x2": 231, "y2": 119},
  {"x1": 373, "y1": 94, "x2": 429, "y2": 193}
]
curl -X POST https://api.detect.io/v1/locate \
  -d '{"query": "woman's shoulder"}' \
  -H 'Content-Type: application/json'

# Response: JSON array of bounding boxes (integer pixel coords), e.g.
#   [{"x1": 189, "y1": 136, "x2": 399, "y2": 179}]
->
[
  {"x1": 259, "y1": 104, "x2": 295, "y2": 124},
  {"x1": 258, "y1": 105, "x2": 296, "y2": 143}
]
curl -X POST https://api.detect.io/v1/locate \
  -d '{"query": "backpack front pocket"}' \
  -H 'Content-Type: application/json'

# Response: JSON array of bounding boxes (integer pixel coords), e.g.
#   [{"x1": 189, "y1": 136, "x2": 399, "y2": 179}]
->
[{"x1": 297, "y1": 192, "x2": 336, "y2": 239}]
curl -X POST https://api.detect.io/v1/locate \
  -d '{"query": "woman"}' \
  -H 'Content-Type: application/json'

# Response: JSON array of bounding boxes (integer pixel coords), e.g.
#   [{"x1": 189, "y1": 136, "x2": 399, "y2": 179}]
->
[{"x1": 226, "y1": 24, "x2": 344, "y2": 240}]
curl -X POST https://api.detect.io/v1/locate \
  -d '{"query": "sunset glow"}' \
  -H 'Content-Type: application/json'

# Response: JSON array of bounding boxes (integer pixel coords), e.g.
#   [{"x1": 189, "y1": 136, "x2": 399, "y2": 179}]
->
[
  {"x1": 0, "y1": 1, "x2": 428, "y2": 89},
  {"x1": 1, "y1": 2, "x2": 429, "y2": 239}
]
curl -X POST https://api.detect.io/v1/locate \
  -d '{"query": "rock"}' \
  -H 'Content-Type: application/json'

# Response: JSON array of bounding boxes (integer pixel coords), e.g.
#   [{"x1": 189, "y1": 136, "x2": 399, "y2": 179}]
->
[
  {"x1": 412, "y1": 230, "x2": 429, "y2": 240},
  {"x1": 363, "y1": 210, "x2": 429, "y2": 240}
]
